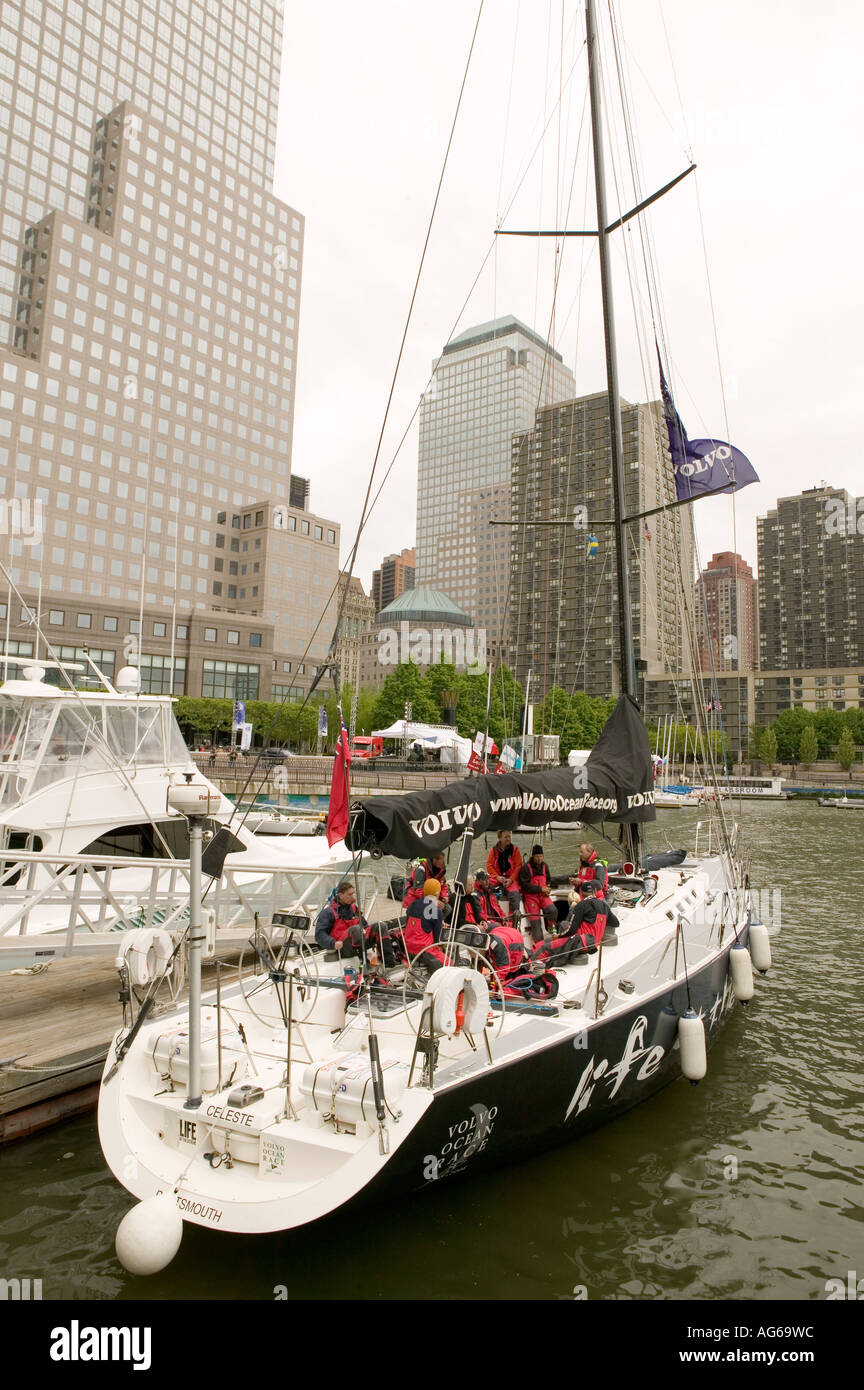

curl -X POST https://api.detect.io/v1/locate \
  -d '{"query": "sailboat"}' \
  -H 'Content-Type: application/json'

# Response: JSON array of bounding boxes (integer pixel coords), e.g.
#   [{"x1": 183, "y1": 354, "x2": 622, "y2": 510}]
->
[{"x1": 98, "y1": 0, "x2": 771, "y2": 1273}]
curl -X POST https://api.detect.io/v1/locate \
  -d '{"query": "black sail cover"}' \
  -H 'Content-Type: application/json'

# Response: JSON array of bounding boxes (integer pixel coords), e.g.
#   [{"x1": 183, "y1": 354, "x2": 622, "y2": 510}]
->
[{"x1": 346, "y1": 694, "x2": 655, "y2": 859}]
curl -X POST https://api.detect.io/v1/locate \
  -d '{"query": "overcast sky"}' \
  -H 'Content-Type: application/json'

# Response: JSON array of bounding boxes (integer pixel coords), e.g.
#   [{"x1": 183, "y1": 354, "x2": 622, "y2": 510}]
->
[{"x1": 277, "y1": 0, "x2": 863, "y2": 591}]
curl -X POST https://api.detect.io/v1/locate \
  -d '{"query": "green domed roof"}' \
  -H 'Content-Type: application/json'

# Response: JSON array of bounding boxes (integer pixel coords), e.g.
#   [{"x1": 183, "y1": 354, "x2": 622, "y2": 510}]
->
[{"x1": 377, "y1": 586, "x2": 472, "y2": 627}]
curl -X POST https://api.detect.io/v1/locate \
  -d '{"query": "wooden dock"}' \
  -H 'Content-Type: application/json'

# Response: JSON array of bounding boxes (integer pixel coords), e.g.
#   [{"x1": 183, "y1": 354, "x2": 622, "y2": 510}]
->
[{"x1": 0, "y1": 951, "x2": 237, "y2": 1145}]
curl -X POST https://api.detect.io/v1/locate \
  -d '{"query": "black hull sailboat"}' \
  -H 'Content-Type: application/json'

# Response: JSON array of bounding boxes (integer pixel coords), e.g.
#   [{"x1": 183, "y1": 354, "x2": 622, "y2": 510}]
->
[{"x1": 98, "y1": 0, "x2": 769, "y2": 1266}]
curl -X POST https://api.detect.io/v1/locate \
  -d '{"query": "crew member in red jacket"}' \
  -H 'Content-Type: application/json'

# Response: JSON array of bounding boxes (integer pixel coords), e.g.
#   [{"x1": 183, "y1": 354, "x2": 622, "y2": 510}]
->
[
  {"x1": 514, "y1": 845, "x2": 558, "y2": 944},
  {"x1": 473, "y1": 870, "x2": 507, "y2": 924},
  {"x1": 532, "y1": 881, "x2": 617, "y2": 964},
  {"x1": 403, "y1": 853, "x2": 450, "y2": 911},
  {"x1": 486, "y1": 830, "x2": 522, "y2": 919},
  {"x1": 571, "y1": 842, "x2": 608, "y2": 898},
  {"x1": 403, "y1": 878, "x2": 447, "y2": 970}
]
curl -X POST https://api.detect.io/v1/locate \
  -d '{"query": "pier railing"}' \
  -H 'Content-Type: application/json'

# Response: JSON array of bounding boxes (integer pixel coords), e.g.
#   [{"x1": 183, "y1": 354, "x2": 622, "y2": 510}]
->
[{"x1": 0, "y1": 850, "x2": 383, "y2": 969}]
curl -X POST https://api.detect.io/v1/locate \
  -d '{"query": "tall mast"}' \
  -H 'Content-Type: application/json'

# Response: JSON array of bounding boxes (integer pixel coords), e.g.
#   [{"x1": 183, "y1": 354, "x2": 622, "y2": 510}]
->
[{"x1": 585, "y1": 0, "x2": 636, "y2": 700}]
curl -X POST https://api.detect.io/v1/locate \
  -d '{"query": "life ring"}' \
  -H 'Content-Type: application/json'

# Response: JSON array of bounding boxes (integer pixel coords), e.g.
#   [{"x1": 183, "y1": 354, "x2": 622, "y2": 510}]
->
[
  {"x1": 116, "y1": 927, "x2": 175, "y2": 990},
  {"x1": 422, "y1": 966, "x2": 490, "y2": 1039}
]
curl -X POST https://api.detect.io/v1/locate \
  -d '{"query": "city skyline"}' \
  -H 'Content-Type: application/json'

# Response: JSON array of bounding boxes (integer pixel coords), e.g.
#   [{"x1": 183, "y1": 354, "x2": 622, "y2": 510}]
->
[{"x1": 278, "y1": 0, "x2": 863, "y2": 591}]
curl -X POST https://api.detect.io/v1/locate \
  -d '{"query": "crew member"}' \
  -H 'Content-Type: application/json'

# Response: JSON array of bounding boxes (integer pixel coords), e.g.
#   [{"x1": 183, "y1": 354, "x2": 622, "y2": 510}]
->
[
  {"x1": 473, "y1": 870, "x2": 507, "y2": 924},
  {"x1": 486, "y1": 830, "x2": 522, "y2": 918},
  {"x1": 449, "y1": 873, "x2": 486, "y2": 928},
  {"x1": 571, "y1": 841, "x2": 608, "y2": 898},
  {"x1": 314, "y1": 881, "x2": 368, "y2": 953},
  {"x1": 515, "y1": 845, "x2": 558, "y2": 944},
  {"x1": 403, "y1": 853, "x2": 450, "y2": 910},
  {"x1": 486, "y1": 917, "x2": 529, "y2": 984},
  {"x1": 533, "y1": 881, "x2": 618, "y2": 965},
  {"x1": 403, "y1": 878, "x2": 447, "y2": 971}
]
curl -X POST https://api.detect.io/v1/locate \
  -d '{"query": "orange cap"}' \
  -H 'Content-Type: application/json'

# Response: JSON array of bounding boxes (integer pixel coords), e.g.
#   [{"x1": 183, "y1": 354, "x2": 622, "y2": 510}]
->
[{"x1": 423, "y1": 878, "x2": 441, "y2": 897}]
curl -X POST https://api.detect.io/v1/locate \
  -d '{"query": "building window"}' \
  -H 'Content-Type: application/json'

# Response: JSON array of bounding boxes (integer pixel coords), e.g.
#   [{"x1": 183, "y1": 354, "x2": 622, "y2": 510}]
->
[
  {"x1": 49, "y1": 609, "x2": 65, "y2": 624},
  {"x1": 176, "y1": 624, "x2": 189, "y2": 640},
  {"x1": 153, "y1": 621, "x2": 166, "y2": 637},
  {"x1": 204, "y1": 627, "x2": 217, "y2": 642},
  {"x1": 138, "y1": 653, "x2": 186, "y2": 695},
  {"x1": 77, "y1": 613, "x2": 92, "y2": 629},
  {"x1": 300, "y1": 519, "x2": 309, "y2": 535},
  {"x1": 217, "y1": 511, "x2": 226, "y2": 524},
  {"x1": 231, "y1": 515, "x2": 240, "y2": 529},
  {"x1": 215, "y1": 534, "x2": 225, "y2": 548},
  {"x1": 314, "y1": 525, "x2": 322, "y2": 541},
  {"x1": 212, "y1": 582, "x2": 222, "y2": 595},
  {"x1": 254, "y1": 510, "x2": 263, "y2": 526},
  {"x1": 201, "y1": 659, "x2": 259, "y2": 699},
  {"x1": 327, "y1": 529, "x2": 335, "y2": 544},
  {"x1": 227, "y1": 630, "x2": 239, "y2": 645},
  {"x1": 103, "y1": 615, "x2": 118, "y2": 632},
  {"x1": 130, "y1": 619, "x2": 141, "y2": 634},
  {"x1": 282, "y1": 661, "x2": 291, "y2": 672},
  {"x1": 242, "y1": 513, "x2": 251, "y2": 529},
  {"x1": 249, "y1": 632, "x2": 262, "y2": 647}
]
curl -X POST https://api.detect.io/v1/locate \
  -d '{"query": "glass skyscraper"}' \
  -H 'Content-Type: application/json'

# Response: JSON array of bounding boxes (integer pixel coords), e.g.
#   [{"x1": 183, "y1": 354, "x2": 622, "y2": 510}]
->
[
  {"x1": 416, "y1": 316, "x2": 577, "y2": 660},
  {"x1": 0, "y1": 0, "x2": 338, "y2": 699}
]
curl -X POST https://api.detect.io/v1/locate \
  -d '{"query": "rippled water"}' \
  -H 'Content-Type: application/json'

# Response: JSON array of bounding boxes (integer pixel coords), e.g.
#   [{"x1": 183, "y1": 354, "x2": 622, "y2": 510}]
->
[{"x1": 1, "y1": 801, "x2": 862, "y2": 1301}]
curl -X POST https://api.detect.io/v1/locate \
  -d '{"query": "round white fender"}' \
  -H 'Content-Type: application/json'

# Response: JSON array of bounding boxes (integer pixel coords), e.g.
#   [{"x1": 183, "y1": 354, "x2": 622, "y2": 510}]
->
[
  {"x1": 678, "y1": 1009, "x2": 706, "y2": 1083},
  {"x1": 749, "y1": 921, "x2": 772, "y2": 973},
  {"x1": 729, "y1": 942, "x2": 754, "y2": 1002},
  {"x1": 116, "y1": 1193, "x2": 183, "y2": 1275},
  {"x1": 115, "y1": 928, "x2": 175, "y2": 990},
  {"x1": 423, "y1": 966, "x2": 490, "y2": 1039}
]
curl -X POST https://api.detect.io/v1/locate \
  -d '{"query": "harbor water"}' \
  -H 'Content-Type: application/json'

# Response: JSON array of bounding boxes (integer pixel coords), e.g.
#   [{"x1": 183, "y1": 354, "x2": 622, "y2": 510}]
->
[{"x1": 1, "y1": 800, "x2": 862, "y2": 1301}]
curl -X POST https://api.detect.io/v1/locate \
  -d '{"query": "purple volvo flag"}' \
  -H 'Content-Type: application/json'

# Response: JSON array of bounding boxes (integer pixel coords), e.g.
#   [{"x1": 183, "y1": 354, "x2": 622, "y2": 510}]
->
[{"x1": 658, "y1": 351, "x2": 758, "y2": 501}]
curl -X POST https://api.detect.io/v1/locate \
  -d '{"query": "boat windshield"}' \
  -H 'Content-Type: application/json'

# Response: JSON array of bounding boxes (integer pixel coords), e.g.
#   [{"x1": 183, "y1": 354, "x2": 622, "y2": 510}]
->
[{"x1": 0, "y1": 696, "x2": 192, "y2": 809}]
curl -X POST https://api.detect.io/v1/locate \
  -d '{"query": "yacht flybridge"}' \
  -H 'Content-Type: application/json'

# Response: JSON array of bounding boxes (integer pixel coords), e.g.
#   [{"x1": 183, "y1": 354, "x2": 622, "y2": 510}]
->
[{"x1": 0, "y1": 658, "x2": 354, "y2": 969}]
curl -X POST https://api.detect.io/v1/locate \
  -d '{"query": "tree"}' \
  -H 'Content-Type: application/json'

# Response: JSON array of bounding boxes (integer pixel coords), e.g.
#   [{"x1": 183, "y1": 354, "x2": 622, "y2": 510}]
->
[
  {"x1": 813, "y1": 708, "x2": 845, "y2": 758},
  {"x1": 371, "y1": 661, "x2": 437, "y2": 728},
  {"x1": 798, "y1": 725, "x2": 819, "y2": 768},
  {"x1": 837, "y1": 727, "x2": 857, "y2": 775},
  {"x1": 772, "y1": 707, "x2": 813, "y2": 762},
  {"x1": 747, "y1": 723, "x2": 764, "y2": 760},
  {"x1": 759, "y1": 727, "x2": 778, "y2": 767}
]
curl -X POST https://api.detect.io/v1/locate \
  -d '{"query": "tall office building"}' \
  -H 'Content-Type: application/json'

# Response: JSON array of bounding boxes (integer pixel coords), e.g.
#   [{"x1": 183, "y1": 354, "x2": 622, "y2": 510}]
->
[
  {"x1": 371, "y1": 546, "x2": 414, "y2": 614},
  {"x1": 509, "y1": 393, "x2": 694, "y2": 701},
  {"x1": 0, "y1": 0, "x2": 338, "y2": 699},
  {"x1": 416, "y1": 316, "x2": 576, "y2": 658},
  {"x1": 757, "y1": 485, "x2": 864, "y2": 670},
  {"x1": 334, "y1": 573, "x2": 374, "y2": 691},
  {"x1": 694, "y1": 551, "x2": 758, "y2": 673}
]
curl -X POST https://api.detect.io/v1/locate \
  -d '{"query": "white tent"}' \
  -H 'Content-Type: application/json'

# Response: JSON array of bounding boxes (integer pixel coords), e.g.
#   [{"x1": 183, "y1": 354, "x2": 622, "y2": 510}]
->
[{"x1": 372, "y1": 721, "x2": 473, "y2": 764}]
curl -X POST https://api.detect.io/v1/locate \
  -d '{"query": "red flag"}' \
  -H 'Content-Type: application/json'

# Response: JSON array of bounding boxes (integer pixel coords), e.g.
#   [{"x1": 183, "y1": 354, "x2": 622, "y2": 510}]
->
[{"x1": 325, "y1": 709, "x2": 351, "y2": 847}]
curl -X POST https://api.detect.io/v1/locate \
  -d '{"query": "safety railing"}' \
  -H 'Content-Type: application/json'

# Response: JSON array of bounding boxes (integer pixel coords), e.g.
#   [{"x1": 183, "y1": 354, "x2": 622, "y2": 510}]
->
[{"x1": 0, "y1": 849, "x2": 382, "y2": 959}]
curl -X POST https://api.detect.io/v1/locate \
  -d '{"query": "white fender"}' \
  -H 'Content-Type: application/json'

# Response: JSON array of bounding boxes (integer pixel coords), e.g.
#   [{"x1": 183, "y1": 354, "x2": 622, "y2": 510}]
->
[
  {"x1": 423, "y1": 966, "x2": 490, "y2": 1039},
  {"x1": 116, "y1": 927, "x2": 175, "y2": 990},
  {"x1": 729, "y1": 943, "x2": 754, "y2": 1002},
  {"x1": 678, "y1": 1009, "x2": 706, "y2": 1083},
  {"x1": 749, "y1": 922, "x2": 772, "y2": 973}
]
